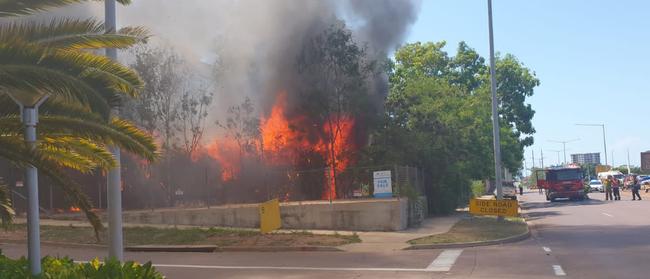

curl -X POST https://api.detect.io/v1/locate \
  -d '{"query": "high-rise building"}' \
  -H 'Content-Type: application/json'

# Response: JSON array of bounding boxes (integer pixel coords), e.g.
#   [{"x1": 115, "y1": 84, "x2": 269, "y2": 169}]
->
[
  {"x1": 571, "y1": 153, "x2": 601, "y2": 165},
  {"x1": 641, "y1": 152, "x2": 650, "y2": 172}
]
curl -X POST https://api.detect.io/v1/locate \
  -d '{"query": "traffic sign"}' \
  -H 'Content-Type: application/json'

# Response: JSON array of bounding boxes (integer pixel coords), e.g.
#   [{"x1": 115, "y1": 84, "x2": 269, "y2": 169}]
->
[
  {"x1": 469, "y1": 198, "x2": 519, "y2": 217},
  {"x1": 259, "y1": 199, "x2": 281, "y2": 233}
]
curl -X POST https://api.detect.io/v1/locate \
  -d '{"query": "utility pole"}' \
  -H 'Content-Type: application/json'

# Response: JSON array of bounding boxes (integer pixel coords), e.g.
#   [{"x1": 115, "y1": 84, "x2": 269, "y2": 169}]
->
[
  {"x1": 540, "y1": 149, "x2": 545, "y2": 168},
  {"x1": 105, "y1": 0, "x2": 123, "y2": 261},
  {"x1": 548, "y1": 139, "x2": 580, "y2": 164},
  {"x1": 627, "y1": 149, "x2": 632, "y2": 174},
  {"x1": 532, "y1": 149, "x2": 536, "y2": 169},
  {"x1": 487, "y1": 0, "x2": 503, "y2": 204}
]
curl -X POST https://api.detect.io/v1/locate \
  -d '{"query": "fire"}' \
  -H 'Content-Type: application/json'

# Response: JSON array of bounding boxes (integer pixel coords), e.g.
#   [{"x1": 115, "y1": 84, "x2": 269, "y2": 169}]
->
[
  {"x1": 69, "y1": 206, "x2": 81, "y2": 212},
  {"x1": 320, "y1": 115, "x2": 355, "y2": 200},
  {"x1": 204, "y1": 90, "x2": 357, "y2": 200},
  {"x1": 206, "y1": 138, "x2": 240, "y2": 181}
]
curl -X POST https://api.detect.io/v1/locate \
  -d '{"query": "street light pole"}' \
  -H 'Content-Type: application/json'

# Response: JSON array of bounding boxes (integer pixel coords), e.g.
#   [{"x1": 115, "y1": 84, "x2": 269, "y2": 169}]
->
[
  {"x1": 7, "y1": 94, "x2": 49, "y2": 275},
  {"x1": 487, "y1": 0, "x2": 503, "y2": 202},
  {"x1": 105, "y1": 0, "x2": 123, "y2": 261},
  {"x1": 576, "y1": 123, "x2": 608, "y2": 166}
]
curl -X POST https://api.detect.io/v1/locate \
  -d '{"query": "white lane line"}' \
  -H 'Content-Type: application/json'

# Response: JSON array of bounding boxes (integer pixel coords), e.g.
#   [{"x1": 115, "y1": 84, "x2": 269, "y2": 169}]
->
[
  {"x1": 153, "y1": 264, "x2": 434, "y2": 272},
  {"x1": 426, "y1": 249, "x2": 463, "y2": 271},
  {"x1": 553, "y1": 265, "x2": 566, "y2": 276},
  {"x1": 602, "y1": 212, "x2": 613, "y2": 217},
  {"x1": 542, "y1": 246, "x2": 552, "y2": 253},
  {"x1": 83, "y1": 251, "x2": 465, "y2": 273}
]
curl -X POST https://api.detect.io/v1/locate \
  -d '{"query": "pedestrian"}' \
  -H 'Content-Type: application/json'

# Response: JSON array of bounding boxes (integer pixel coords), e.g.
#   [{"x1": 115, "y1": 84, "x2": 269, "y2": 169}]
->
[
  {"x1": 519, "y1": 184, "x2": 523, "y2": 195},
  {"x1": 604, "y1": 176, "x2": 613, "y2": 201},
  {"x1": 612, "y1": 176, "x2": 621, "y2": 200},
  {"x1": 632, "y1": 175, "x2": 642, "y2": 201}
]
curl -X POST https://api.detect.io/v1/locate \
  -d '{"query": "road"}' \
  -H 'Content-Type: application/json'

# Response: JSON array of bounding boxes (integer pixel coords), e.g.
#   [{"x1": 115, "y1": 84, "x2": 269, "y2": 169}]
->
[{"x1": 2, "y1": 191, "x2": 648, "y2": 278}]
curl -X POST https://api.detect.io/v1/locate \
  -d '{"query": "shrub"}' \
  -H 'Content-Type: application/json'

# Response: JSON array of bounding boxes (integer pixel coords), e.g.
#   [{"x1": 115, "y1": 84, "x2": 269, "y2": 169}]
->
[{"x1": 0, "y1": 252, "x2": 164, "y2": 279}]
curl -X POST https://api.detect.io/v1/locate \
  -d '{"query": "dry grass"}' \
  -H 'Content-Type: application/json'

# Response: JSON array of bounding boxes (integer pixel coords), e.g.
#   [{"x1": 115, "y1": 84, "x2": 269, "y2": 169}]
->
[
  {"x1": 0, "y1": 225, "x2": 360, "y2": 247},
  {"x1": 408, "y1": 216, "x2": 527, "y2": 245}
]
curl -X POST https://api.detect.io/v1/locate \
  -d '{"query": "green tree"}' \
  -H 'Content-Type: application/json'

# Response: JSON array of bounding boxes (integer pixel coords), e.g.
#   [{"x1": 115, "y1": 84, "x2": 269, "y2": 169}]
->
[{"x1": 366, "y1": 41, "x2": 539, "y2": 213}]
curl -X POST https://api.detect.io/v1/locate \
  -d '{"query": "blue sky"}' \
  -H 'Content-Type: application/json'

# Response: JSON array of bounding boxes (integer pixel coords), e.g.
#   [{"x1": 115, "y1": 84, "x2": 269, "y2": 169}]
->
[{"x1": 406, "y1": 0, "x2": 650, "y2": 168}]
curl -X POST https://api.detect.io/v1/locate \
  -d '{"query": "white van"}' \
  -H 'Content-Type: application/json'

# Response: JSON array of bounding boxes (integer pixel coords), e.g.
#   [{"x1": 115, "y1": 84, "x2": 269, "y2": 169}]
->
[{"x1": 597, "y1": 171, "x2": 624, "y2": 183}]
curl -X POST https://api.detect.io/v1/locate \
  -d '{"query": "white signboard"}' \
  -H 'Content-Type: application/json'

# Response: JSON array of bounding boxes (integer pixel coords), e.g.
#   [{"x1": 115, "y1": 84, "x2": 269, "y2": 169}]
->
[
  {"x1": 15, "y1": 181, "x2": 23, "y2": 188},
  {"x1": 373, "y1": 170, "x2": 392, "y2": 198}
]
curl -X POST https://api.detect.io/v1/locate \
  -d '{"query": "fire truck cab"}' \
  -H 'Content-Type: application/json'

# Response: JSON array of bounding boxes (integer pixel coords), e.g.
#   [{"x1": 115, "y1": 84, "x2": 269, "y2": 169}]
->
[{"x1": 537, "y1": 165, "x2": 587, "y2": 202}]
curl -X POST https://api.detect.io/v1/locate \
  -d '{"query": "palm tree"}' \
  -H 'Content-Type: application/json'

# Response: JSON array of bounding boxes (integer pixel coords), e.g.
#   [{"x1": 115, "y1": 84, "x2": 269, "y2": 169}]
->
[{"x1": 0, "y1": 1, "x2": 158, "y2": 238}]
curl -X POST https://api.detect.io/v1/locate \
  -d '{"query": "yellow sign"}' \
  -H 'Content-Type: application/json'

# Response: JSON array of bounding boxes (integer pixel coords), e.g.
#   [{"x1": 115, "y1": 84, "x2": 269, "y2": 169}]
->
[
  {"x1": 469, "y1": 198, "x2": 519, "y2": 217},
  {"x1": 259, "y1": 199, "x2": 281, "y2": 233}
]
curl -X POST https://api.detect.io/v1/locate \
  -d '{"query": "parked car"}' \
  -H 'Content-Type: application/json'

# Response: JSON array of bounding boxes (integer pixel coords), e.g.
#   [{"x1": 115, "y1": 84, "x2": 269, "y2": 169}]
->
[
  {"x1": 588, "y1": 179, "x2": 604, "y2": 192},
  {"x1": 493, "y1": 181, "x2": 518, "y2": 200}
]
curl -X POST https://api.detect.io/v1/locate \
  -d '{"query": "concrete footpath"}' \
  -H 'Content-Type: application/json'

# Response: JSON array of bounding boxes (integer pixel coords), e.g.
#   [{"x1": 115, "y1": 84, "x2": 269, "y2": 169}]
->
[
  {"x1": 14, "y1": 214, "x2": 463, "y2": 253},
  {"x1": 340, "y1": 214, "x2": 462, "y2": 252}
]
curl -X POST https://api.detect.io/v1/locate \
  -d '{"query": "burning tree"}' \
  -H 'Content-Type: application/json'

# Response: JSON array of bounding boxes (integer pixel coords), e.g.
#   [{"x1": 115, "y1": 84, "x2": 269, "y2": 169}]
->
[{"x1": 296, "y1": 21, "x2": 377, "y2": 200}]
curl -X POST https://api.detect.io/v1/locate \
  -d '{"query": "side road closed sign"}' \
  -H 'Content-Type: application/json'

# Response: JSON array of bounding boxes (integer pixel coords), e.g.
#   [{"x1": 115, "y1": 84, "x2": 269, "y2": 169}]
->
[{"x1": 469, "y1": 198, "x2": 519, "y2": 217}]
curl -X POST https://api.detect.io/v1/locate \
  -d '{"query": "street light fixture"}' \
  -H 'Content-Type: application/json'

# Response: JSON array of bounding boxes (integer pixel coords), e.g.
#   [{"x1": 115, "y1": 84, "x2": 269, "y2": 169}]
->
[
  {"x1": 548, "y1": 139, "x2": 580, "y2": 165},
  {"x1": 4, "y1": 92, "x2": 49, "y2": 275},
  {"x1": 575, "y1": 123, "x2": 608, "y2": 166}
]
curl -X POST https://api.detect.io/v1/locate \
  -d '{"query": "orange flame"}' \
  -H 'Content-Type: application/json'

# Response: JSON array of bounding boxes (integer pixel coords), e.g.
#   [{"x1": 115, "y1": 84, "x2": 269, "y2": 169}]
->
[
  {"x1": 201, "y1": 91, "x2": 357, "y2": 200},
  {"x1": 69, "y1": 206, "x2": 81, "y2": 212},
  {"x1": 205, "y1": 138, "x2": 240, "y2": 181}
]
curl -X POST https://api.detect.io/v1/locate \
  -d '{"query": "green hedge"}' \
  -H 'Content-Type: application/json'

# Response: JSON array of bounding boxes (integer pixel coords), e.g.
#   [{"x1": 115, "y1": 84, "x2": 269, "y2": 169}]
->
[{"x1": 0, "y1": 252, "x2": 164, "y2": 279}]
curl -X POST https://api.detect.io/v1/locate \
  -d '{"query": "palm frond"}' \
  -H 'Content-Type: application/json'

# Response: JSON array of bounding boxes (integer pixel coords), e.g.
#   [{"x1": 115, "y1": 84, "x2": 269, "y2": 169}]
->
[
  {"x1": 0, "y1": 0, "x2": 132, "y2": 17},
  {"x1": 0, "y1": 183, "x2": 15, "y2": 228},
  {"x1": 0, "y1": 137, "x2": 102, "y2": 239},
  {"x1": 40, "y1": 137, "x2": 116, "y2": 171},
  {"x1": 0, "y1": 114, "x2": 157, "y2": 162},
  {"x1": 0, "y1": 18, "x2": 149, "y2": 50},
  {"x1": 0, "y1": 65, "x2": 111, "y2": 118}
]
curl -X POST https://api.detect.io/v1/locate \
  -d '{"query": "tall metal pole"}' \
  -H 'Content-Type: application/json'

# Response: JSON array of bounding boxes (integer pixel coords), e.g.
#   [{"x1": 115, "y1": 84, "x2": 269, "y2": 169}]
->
[
  {"x1": 105, "y1": 0, "x2": 123, "y2": 261},
  {"x1": 9, "y1": 95, "x2": 49, "y2": 275},
  {"x1": 487, "y1": 0, "x2": 503, "y2": 202},
  {"x1": 602, "y1": 125, "x2": 608, "y2": 166},
  {"x1": 24, "y1": 107, "x2": 41, "y2": 275}
]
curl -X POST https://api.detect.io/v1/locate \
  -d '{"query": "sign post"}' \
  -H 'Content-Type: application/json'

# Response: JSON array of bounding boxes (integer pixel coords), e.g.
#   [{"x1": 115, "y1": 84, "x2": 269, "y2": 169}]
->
[
  {"x1": 373, "y1": 170, "x2": 392, "y2": 198},
  {"x1": 469, "y1": 198, "x2": 519, "y2": 217}
]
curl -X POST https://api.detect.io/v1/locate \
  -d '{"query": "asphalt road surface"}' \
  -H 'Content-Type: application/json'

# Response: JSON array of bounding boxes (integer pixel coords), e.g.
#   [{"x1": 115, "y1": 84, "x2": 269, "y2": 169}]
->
[{"x1": 2, "y1": 191, "x2": 648, "y2": 278}]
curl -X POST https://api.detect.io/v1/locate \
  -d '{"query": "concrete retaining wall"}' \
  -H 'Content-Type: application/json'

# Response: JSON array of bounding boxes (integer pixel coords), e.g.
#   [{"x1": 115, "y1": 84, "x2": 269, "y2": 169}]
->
[{"x1": 121, "y1": 198, "x2": 409, "y2": 231}]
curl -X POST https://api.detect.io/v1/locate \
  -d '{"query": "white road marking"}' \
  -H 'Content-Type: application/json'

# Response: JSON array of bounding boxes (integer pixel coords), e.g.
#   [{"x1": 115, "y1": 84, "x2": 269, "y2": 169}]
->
[
  {"x1": 542, "y1": 246, "x2": 551, "y2": 253},
  {"x1": 153, "y1": 264, "x2": 436, "y2": 272},
  {"x1": 79, "y1": 251, "x2": 465, "y2": 273},
  {"x1": 553, "y1": 265, "x2": 566, "y2": 276},
  {"x1": 426, "y1": 249, "x2": 463, "y2": 271},
  {"x1": 602, "y1": 212, "x2": 613, "y2": 217}
]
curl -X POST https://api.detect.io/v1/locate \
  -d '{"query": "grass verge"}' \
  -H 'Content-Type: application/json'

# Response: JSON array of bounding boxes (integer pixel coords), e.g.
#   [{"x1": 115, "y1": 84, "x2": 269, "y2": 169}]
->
[
  {"x1": 1, "y1": 225, "x2": 360, "y2": 247},
  {"x1": 407, "y1": 216, "x2": 527, "y2": 245}
]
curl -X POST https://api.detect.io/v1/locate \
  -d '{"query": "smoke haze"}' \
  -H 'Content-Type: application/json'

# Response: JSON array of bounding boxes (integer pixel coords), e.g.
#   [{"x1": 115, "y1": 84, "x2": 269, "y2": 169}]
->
[{"x1": 44, "y1": 0, "x2": 421, "y2": 137}]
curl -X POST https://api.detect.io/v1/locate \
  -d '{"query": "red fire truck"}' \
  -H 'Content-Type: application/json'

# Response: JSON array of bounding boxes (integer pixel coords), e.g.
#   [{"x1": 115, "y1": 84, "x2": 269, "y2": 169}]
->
[{"x1": 536, "y1": 165, "x2": 587, "y2": 202}]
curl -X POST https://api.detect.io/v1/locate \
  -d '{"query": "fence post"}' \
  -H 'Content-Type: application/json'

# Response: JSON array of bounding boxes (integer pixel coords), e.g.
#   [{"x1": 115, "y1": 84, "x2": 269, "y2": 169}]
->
[{"x1": 394, "y1": 164, "x2": 399, "y2": 200}]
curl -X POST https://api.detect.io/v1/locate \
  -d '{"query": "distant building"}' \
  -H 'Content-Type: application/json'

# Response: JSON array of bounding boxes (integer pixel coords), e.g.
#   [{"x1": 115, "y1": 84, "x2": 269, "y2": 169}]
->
[
  {"x1": 641, "y1": 152, "x2": 650, "y2": 172},
  {"x1": 571, "y1": 153, "x2": 601, "y2": 165}
]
